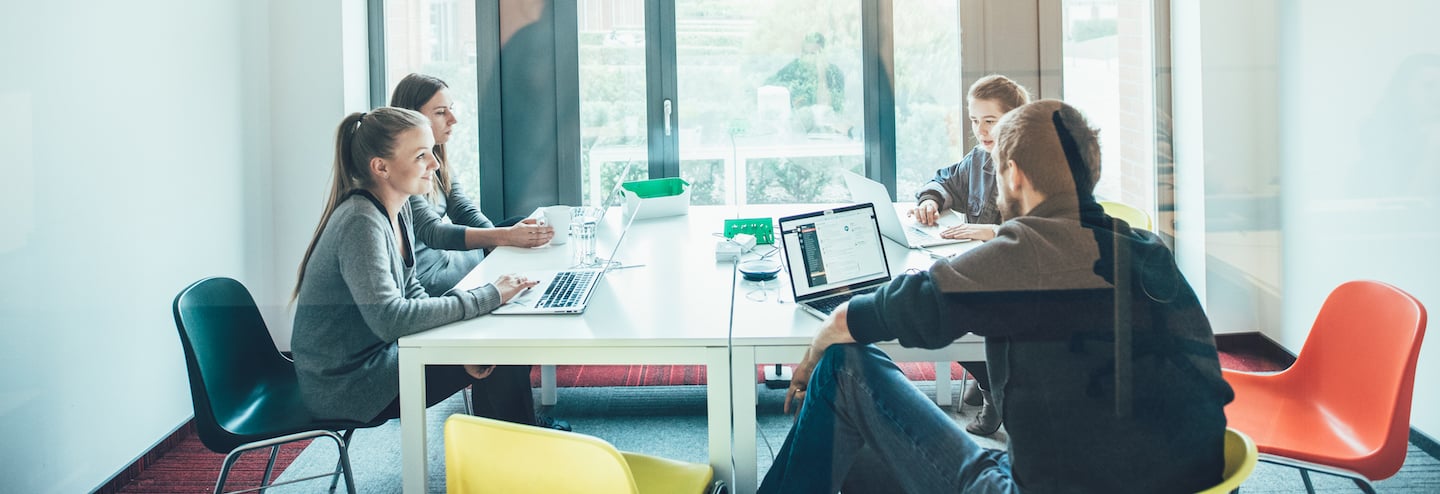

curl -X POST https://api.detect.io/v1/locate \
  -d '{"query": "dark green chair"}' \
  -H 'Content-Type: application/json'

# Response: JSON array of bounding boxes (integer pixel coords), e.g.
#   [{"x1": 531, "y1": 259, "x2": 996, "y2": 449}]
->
[{"x1": 173, "y1": 277, "x2": 385, "y2": 494}]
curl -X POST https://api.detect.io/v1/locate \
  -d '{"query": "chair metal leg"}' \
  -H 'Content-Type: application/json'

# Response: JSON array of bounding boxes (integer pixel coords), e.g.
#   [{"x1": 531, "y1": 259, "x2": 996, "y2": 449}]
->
[
  {"x1": 1352, "y1": 477, "x2": 1378, "y2": 494},
  {"x1": 259, "y1": 444, "x2": 280, "y2": 493},
  {"x1": 329, "y1": 429, "x2": 357, "y2": 493},
  {"x1": 335, "y1": 434, "x2": 358, "y2": 494},
  {"x1": 1259, "y1": 453, "x2": 1379, "y2": 494},
  {"x1": 213, "y1": 449, "x2": 244, "y2": 494},
  {"x1": 214, "y1": 430, "x2": 355, "y2": 494}
]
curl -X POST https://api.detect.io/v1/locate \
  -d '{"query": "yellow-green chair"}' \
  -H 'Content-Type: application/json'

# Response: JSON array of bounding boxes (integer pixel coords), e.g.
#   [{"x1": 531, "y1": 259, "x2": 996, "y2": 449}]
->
[
  {"x1": 1099, "y1": 200, "x2": 1153, "y2": 230},
  {"x1": 444, "y1": 414, "x2": 724, "y2": 494},
  {"x1": 1197, "y1": 428, "x2": 1259, "y2": 494}
]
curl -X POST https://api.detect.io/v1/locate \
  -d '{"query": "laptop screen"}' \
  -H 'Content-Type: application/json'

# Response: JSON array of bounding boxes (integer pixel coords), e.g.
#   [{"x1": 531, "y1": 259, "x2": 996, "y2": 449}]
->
[{"x1": 778, "y1": 203, "x2": 892, "y2": 300}]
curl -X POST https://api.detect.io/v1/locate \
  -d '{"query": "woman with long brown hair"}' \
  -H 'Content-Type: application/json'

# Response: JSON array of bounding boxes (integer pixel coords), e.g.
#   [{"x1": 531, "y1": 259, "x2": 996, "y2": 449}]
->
[{"x1": 391, "y1": 73, "x2": 554, "y2": 297}]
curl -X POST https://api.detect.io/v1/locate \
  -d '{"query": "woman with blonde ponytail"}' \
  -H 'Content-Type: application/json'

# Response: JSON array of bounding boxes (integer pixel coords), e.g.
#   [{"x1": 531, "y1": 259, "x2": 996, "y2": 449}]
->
[{"x1": 290, "y1": 108, "x2": 567, "y2": 431}]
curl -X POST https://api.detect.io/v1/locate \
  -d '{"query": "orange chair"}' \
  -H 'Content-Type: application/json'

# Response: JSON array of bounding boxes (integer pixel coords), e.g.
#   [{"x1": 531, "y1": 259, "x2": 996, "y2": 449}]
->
[{"x1": 1222, "y1": 280, "x2": 1427, "y2": 494}]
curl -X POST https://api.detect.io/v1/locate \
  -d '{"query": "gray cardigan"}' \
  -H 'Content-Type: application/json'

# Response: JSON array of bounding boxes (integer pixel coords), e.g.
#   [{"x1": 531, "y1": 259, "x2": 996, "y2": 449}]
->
[
  {"x1": 293, "y1": 191, "x2": 502, "y2": 422},
  {"x1": 409, "y1": 179, "x2": 495, "y2": 296}
]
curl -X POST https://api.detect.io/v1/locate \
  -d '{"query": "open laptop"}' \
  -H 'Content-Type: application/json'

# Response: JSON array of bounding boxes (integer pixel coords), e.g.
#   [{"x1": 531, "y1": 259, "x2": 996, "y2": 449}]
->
[
  {"x1": 841, "y1": 170, "x2": 968, "y2": 249},
  {"x1": 493, "y1": 205, "x2": 639, "y2": 315},
  {"x1": 777, "y1": 203, "x2": 894, "y2": 319}
]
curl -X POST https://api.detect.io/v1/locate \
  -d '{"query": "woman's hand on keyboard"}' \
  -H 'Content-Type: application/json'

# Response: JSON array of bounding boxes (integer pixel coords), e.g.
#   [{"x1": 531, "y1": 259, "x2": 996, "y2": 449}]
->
[{"x1": 494, "y1": 274, "x2": 541, "y2": 303}]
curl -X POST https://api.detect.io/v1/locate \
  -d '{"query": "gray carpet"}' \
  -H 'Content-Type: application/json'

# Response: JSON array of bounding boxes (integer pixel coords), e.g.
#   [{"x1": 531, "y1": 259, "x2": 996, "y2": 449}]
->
[{"x1": 272, "y1": 383, "x2": 1440, "y2": 493}]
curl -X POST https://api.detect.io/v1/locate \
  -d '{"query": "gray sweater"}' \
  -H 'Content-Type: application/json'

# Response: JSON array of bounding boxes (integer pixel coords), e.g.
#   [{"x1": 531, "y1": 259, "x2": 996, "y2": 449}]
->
[
  {"x1": 293, "y1": 191, "x2": 501, "y2": 422},
  {"x1": 848, "y1": 193, "x2": 1232, "y2": 493},
  {"x1": 409, "y1": 180, "x2": 495, "y2": 296}
]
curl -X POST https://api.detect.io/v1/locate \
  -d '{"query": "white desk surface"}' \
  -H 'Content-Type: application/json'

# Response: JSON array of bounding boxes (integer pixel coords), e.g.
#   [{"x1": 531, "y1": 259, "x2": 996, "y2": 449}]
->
[{"x1": 399, "y1": 204, "x2": 987, "y2": 494}]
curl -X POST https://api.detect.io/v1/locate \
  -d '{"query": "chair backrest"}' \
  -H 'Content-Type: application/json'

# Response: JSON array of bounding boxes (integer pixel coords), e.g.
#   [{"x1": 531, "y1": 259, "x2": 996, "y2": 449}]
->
[
  {"x1": 172, "y1": 277, "x2": 299, "y2": 452},
  {"x1": 445, "y1": 414, "x2": 638, "y2": 494},
  {"x1": 1289, "y1": 280, "x2": 1427, "y2": 479},
  {"x1": 1099, "y1": 200, "x2": 1153, "y2": 230},
  {"x1": 1197, "y1": 428, "x2": 1258, "y2": 494}
]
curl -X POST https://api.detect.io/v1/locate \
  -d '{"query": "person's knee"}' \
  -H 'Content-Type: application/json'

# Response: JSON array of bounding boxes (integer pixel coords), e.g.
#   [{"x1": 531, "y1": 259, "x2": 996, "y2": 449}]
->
[{"x1": 814, "y1": 344, "x2": 890, "y2": 387}]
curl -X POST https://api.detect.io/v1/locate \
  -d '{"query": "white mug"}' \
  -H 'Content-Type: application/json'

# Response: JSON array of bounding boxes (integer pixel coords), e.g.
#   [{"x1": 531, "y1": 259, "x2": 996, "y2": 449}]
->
[{"x1": 541, "y1": 205, "x2": 572, "y2": 245}]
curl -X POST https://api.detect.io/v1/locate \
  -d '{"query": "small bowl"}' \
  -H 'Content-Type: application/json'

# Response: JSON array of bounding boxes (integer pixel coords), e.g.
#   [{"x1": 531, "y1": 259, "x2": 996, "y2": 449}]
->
[{"x1": 738, "y1": 259, "x2": 783, "y2": 281}]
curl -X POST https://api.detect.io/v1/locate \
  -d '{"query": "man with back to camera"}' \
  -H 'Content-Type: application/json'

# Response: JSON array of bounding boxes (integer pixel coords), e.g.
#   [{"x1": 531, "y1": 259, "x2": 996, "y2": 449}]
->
[{"x1": 758, "y1": 99, "x2": 1234, "y2": 493}]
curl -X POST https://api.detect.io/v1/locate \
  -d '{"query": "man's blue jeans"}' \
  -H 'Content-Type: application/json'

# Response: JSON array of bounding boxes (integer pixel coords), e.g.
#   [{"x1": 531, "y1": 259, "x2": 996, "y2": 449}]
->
[{"x1": 759, "y1": 344, "x2": 1018, "y2": 494}]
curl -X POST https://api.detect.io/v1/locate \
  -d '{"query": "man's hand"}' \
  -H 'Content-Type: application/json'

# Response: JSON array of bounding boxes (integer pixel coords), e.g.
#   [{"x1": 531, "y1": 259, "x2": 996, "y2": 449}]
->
[
  {"x1": 909, "y1": 199, "x2": 941, "y2": 226},
  {"x1": 940, "y1": 223, "x2": 998, "y2": 242},
  {"x1": 785, "y1": 302, "x2": 856, "y2": 415}
]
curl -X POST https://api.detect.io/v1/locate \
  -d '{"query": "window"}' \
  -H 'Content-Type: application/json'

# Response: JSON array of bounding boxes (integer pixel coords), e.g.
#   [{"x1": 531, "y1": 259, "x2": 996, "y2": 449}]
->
[
  {"x1": 382, "y1": 0, "x2": 482, "y2": 201},
  {"x1": 578, "y1": 0, "x2": 648, "y2": 206},
  {"x1": 893, "y1": 0, "x2": 964, "y2": 201},
  {"x1": 1061, "y1": 0, "x2": 1163, "y2": 224},
  {"x1": 371, "y1": 0, "x2": 1173, "y2": 219},
  {"x1": 674, "y1": 0, "x2": 864, "y2": 205}
]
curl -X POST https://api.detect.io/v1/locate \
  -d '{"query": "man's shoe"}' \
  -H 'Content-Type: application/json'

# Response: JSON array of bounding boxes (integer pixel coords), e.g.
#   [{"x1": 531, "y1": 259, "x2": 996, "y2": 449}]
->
[
  {"x1": 535, "y1": 415, "x2": 572, "y2": 432},
  {"x1": 962, "y1": 380, "x2": 984, "y2": 407},
  {"x1": 965, "y1": 390, "x2": 1002, "y2": 436}
]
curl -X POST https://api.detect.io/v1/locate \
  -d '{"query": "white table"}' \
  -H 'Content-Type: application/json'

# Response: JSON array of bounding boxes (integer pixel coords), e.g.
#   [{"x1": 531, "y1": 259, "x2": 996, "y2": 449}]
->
[{"x1": 398, "y1": 205, "x2": 985, "y2": 493}]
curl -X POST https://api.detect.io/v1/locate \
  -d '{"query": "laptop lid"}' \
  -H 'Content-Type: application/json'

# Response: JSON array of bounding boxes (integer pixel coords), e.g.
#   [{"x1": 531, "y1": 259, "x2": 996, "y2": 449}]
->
[
  {"x1": 840, "y1": 170, "x2": 966, "y2": 248},
  {"x1": 777, "y1": 203, "x2": 893, "y2": 306}
]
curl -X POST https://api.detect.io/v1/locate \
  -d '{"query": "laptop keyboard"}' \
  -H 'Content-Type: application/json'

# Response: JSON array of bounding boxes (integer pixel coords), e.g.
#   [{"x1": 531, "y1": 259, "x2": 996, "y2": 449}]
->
[
  {"x1": 806, "y1": 285, "x2": 881, "y2": 315},
  {"x1": 909, "y1": 225, "x2": 939, "y2": 239},
  {"x1": 536, "y1": 270, "x2": 597, "y2": 309}
]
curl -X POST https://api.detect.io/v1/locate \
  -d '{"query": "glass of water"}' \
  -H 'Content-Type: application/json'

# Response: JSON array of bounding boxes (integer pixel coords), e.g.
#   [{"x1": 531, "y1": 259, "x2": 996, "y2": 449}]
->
[{"x1": 570, "y1": 206, "x2": 602, "y2": 266}]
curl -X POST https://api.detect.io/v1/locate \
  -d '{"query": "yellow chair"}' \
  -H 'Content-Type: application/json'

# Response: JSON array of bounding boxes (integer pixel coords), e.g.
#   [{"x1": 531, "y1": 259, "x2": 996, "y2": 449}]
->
[
  {"x1": 444, "y1": 414, "x2": 723, "y2": 494},
  {"x1": 1197, "y1": 428, "x2": 1259, "y2": 494},
  {"x1": 1099, "y1": 200, "x2": 1153, "y2": 230}
]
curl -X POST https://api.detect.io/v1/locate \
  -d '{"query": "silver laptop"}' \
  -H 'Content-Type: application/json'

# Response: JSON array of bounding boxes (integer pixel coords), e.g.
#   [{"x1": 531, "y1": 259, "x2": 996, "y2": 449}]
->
[
  {"x1": 777, "y1": 203, "x2": 894, "y2": 319},
  {"x1": 841, "y1": 170, "x2": 968, "y2": 249},
  {"x1": 493, "y1": 208, "x2": 638, "y2": 315}
]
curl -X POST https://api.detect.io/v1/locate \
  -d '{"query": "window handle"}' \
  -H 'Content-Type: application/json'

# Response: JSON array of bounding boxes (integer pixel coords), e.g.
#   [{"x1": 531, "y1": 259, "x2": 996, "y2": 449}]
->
[{"x1": 663, "y1": 98, "x2": 673, "y2": 137}]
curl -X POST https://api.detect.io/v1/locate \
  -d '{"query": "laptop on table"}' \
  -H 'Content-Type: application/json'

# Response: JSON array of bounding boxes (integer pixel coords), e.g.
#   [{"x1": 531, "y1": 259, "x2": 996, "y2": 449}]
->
[
  {"x1": 841, "y1": 170, "x2": 968, "y2": 249},
  {"x1": 493, "y1": 207, "x2": 638, "y2": 315},
  {"x1": 777, "y1": 203, "x2": 894, "y2": 319}
]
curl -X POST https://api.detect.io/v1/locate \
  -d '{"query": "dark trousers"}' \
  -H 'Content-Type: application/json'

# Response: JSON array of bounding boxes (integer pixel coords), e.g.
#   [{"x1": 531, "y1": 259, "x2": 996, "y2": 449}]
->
[
  {"x1": 372, "y1": 364, "x2": 535, "y2": 426},
  {"x1": 961, "y1": 361, "x2": 992, "y2": 391}
]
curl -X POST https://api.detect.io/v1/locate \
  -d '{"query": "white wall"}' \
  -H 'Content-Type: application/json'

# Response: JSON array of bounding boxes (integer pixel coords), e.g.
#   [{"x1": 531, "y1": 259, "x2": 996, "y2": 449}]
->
[
  {"x1": 0, "y1": 1, "x2": 366, "y2": 491},
  {"x1": 1176, "y1": 0, "x2": 1440, "y2": 438},
  {"x1": 0, "y1": 1, "x2": 257, "y2": 491},
  {"x1": 1275, "y1": 0, "x2": 1440, "y2": 437}
]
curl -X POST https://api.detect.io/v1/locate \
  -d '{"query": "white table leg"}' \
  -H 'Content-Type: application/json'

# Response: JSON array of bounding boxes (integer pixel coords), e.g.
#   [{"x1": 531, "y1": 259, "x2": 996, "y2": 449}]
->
[
  {"x1": 934, "y1": 361, "x2": 951, "y2": 407},
  {"x1": 731, "y1": 348, "x2": 759, "y2": 494},
  {"x1": 706, "y1": 347, "x2": 735, "y2": 492},
  {"x1": 399, "y1": 348, "x2": 428, "y2": 493},
  {"x1": 540, "y1": 364, "x2": 557, "y2": 406}
]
